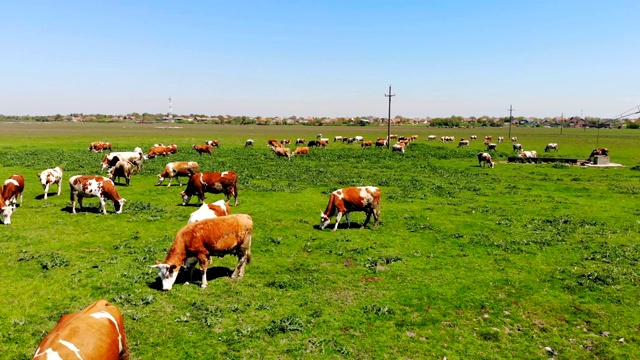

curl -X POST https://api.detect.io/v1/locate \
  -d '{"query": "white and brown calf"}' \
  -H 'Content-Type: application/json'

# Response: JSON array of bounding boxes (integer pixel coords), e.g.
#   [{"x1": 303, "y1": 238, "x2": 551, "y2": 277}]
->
[
  {"x1": 38, "y1": 167, "x2": 63, "y2": 199},
  {"x1": 478, "y1": 152, "x2": 494, "y2": 168},
  {"x1": 157, "y1": 161, "x2": 199, "y2": 187},
  {"x1": 109, "y1": 160, "x2": 135, "y2": 186},
  {"x1": 320, "y1": 186, "x2": 381, "y2": 231},
  {"x1": 2, "y1": 174, "x2": 25, "y2": 206}
]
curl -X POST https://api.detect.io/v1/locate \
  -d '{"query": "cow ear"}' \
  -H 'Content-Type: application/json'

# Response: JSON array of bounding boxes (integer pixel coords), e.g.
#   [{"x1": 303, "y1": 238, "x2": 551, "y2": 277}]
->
[
  {"x1": 37, "y1": 173, "x2": 41, "y2": 177},
  {"x1": 169, "y1": 264, "x2": 178, "y2": 273}
]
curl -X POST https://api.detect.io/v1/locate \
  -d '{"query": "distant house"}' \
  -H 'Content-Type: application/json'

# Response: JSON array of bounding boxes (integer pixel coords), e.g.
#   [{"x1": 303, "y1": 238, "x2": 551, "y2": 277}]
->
[{"x1": 569, "y1": 117, "x2": 587, "y2": 128}]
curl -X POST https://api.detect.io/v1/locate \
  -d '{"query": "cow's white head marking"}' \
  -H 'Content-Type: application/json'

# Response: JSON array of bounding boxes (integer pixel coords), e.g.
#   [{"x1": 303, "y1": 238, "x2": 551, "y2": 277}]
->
[
  {"x1": 319, "y1": 212, "x2": 330, "y2": 229},
  {"x1": 151, "y1": 263, "x2": 179, "y2": 291},
  {"x1": 1, "y1": 205, "x2": 15, "y2": 225}
]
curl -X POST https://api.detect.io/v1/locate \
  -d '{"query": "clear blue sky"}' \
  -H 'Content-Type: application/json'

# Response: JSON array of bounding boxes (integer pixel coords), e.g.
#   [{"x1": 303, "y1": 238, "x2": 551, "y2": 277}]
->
[{"x1": 1, "y1": 1, "x2": 638, "y2": 118}]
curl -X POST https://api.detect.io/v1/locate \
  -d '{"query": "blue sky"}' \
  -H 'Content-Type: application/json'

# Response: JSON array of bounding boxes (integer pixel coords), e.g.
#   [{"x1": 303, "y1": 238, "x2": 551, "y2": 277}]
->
[{"x1": 1, "y1": 1, "x2": 638, "y2": 118}]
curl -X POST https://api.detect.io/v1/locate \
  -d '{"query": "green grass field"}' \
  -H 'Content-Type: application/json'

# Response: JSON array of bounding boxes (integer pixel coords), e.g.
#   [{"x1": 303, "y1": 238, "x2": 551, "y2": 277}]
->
[{"x1": 1, "y1": 122, "x2": 639, "y2": 359}]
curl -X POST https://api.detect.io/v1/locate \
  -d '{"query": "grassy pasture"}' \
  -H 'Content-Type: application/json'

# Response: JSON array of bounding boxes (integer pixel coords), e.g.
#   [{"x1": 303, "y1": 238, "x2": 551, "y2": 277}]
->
[{"x1": 0, "y1": 122, "x2": 639, "y2": 359}]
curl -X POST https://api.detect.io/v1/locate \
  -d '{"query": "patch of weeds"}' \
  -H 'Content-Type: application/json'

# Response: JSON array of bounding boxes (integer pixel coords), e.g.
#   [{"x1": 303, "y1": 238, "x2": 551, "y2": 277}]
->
[
  {"x1": 18, "y1": 250, "x2": 40, "y2": 262},
  {"x1": 266, "y1": 277, "x2": 304, "y2": 290},
  {"x1": 235, "y1": 325, "x2": 253, "y2": 338},
  {"x1": 362, "y1": 304, "x2": 395, "y2": 317},
  {"x1": 630, "y1": 165, "x2": 640, "y2": 171},
  {"x1": 175, "y1": 314, "x2": 190, "y2": 323},
  {"x1": 477, "y1": 328, "x2": 501, "y2": 341},
  {"x1": 362, "y1": 255, "x2": 402, "y2": 272},
  {"x1": 264, "y1": 314, "x2": 305, "y2": 336},
  {"x1": 255, "y1": 303, "x2": 271, "y2": 311},
  {"x1": 267, "y1": 237, "x2": 282, "y2": 245},
  {"x1": 11, "y1": 318, "x2": 27, "y2": 326},
  {"x1": 551, "y1": 163, "x2": 570, "y2": 169},
  {"x1": 302, "y1": 242, "x2": 314, "y2": 253},
  {"x1": 40, "y1": 253, "x2": 69, "y2": 270}
]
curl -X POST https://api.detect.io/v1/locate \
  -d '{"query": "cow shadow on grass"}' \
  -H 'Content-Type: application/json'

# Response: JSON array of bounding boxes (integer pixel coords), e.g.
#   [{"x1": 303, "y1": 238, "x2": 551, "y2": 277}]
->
[
  {"x1": 147, "y1": 266, "x2": 234, "y2": 291},
  {"x1": 313, "y1": 222, "x2": 364, "y2": 230},
  {"x1": 35, "y1": 193, "x2": 56, "y2": 200},
  {"x1": 60, "y1": 206, "x2": 104, "y2": 214}
]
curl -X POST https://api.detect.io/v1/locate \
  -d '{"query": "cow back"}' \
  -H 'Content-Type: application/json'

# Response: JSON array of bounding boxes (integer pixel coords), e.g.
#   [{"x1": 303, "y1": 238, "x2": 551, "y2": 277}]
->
[
  {"x1": 34, "y1": 299, "x2": 127, "y2": 360},
  {"x1": 177, "y1": 214, "x2": 252, "y2": 255}
]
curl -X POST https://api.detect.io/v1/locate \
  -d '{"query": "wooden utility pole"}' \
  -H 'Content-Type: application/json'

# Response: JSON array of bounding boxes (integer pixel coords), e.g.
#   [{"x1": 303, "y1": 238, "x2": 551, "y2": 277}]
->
[
  {"x1": 385, "y1": 85, "x2": 395, "y2": 149},
  {"x1": 508, "y1": 105, "x2": 513, "y2": 140},
  {"x1": 560, "y1": 112, "x2": 564, "y2": 135}
]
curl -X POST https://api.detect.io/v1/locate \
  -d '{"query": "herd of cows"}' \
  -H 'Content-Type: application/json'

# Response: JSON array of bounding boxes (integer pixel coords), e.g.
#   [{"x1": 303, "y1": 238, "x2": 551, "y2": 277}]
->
[{"x1": 8, "y1": 134, "x2": 610, "y2": 358}]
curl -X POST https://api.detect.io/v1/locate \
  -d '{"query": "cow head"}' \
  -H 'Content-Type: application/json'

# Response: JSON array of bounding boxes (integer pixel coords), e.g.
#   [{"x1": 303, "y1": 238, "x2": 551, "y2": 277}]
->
[
  {"x1": 1, "y1": 204, "x2": 15, "y2": 225},
  {"x1": 319, "y1": 212, "x2": 331, "y2": 229},
  {"x1": 114, "y1": 198, "x2": 126, "y2": 214},
  {"x1": 181, "y1": 191, "x2": 192, "y2": 206},
  {"x1": 151, "y1": 263, "x2": 179, "y2": 291}
]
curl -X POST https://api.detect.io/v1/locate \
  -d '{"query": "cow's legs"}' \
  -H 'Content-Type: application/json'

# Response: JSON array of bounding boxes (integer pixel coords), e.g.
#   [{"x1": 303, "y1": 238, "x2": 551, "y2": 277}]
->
[
  {"x1": 56, "y1": 181, "x2": 62, "y2": 196},
  {"x1": 43, "y1": 183, "x2": 50, "y2": 199},
  {"x1": 373, "y1": 207, "x2": 380, "y2": 227},
  {"x1": 333, "y1": 212, "x2": 344, "y2": 231},
  {"x1": 167, "y1": 177, "x2": 173, "y2": 187},
  {"x1": 346, "y1": 213, "x2": 352, "y2": 228},
  {"x1": 198, "y1": 254, "x2": 209, "y2": 288},
  {"x1": 362, "y1": 210, "x2": 372, "y2": 228},
  {"x1": 99, "y1": 197, "x2": 108, "y2": 215}
]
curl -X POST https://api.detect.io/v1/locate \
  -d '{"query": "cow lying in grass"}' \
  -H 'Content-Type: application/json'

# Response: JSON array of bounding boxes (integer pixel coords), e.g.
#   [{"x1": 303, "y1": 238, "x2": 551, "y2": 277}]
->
[{"x1": 152, "y1": 214, "x2": 253, "y2": 290}]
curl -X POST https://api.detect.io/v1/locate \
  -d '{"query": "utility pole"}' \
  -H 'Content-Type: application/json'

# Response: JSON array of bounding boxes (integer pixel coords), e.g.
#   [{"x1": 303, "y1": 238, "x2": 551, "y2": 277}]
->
[
  {"x1": 385, "y1": 85, "x2": 395, "y2": 149},
  {"x1": 560, "y1": 112, "x2": 564, "y2": 135},
  {"x1": 508, "y1": 105, "x2": 513, "y2": 140}
]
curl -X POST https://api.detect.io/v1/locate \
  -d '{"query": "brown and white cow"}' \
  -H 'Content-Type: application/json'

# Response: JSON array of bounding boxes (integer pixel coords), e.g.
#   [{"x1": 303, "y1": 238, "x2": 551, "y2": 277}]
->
[
  {"x1": 187, "y1": 199, "x2": 231, "y2": 224},
  {"x1": 100, "y1": 148, "x2": 144, "y2": 171},
  {"x1": 69, "y1": 175, "x2": 126, "y2": 214},
  {"x1": 458, "y1": 139, "x2": 470, "y2": 147},
  {"x1": 545, "y1": 143, "x2": 559, "y2": 152},
  {"x1": 320, "y1": 186, "x2": 381, "y2": 231},
  {"x1": 295, "y1": 138, "x2": 305, "y2": 145},
  {"x1": 486, "y1": 143, "x2": 497, "y2": 151},
  {"x1": 590, "y1": 147, "x2": 609, "y2": 158},
  {"x1": 307, "y1": 140, "x2": 320, "y2": 147},
  {"x1": 498, "y1": 136, "x2": 505, "y2": 143},
  {"x1": 477, "y1": 152, "x2": 494, "y2": 168},
  {"x1": 146, "y1": 146, "x2": 167, "y2": 159},
  {"x1": 427, "y1": 135, "x2": 437, "y2": 141},
  {"x1": 470, "y1": 135, "x2": 477, "y2": 140},
  {"x1": 109, "y1": 160, "x2": 135, "y2": 186},
  {"x1": 38, "y1": 167, "x2": 63, "y2": 199},
  {"x1": 271, "y1": 145, "x2": 292, "y2": 160},
  {"x1": 205, "y1": 140, "x2": 220, "y2": 147},
  {"x1": 181, "y1": 171, "x2": 238, "y2": 206},
  {"x1": 192, "y1": 144, "x2": 213, "y2": 156},
  {"x1": 319, "y1": 140, "x2": 328, "y2": 148},
  {"x1": 518, "y1": 150, "x2": 538, "y2": 158},
  {"x1": 33, "y1": 299, "x2": 128, "y2": 360},
  {"x1": 280, "y1": 139, "x2": 291, "y2": 146},
  {"x1": 88, "y1": 142, "x2": 112, "y2": 153},
  {"x1": 151, "y1": 214, "x2": 253, "y2": 290},
  {"x1": 392, "y1": 142, "x2": 406, "y2": 153},
  {"x1": 267, "y1": 139, "x2": 279, "y2": 147},
  {"x1": 2, "y1": 174, "x2": 25, "y2": 206},
  {"x1": 0, "y1": 194, "x2": 15, "y2": 225},
  {"x1": 292, "y1": 146, "x2": 309, "y2": 155},
  {"x1": 361, "y1": 141, "x2": 373, "y2": 148},
  {"x1": 484, "y1": 136, "x2": 493, "y2": 141},
  {"x1": 334, "y1": 136, "x2": 343, "y2": 142},
  {"x1": 512, "y1": 143, "x2": 523, "y2": 152},
  {"x1": 165, "y1": 144, "x2": 178, "y2": 154},
  {"x1": 375, "y1": 139, "x2": 387, "y2": 148},
  {"x1": 157, "y1": 161, "x2": 199, "y2": 187},
  {"x1": 511, "y1": 137, "x2": 518, "y2": 143}
]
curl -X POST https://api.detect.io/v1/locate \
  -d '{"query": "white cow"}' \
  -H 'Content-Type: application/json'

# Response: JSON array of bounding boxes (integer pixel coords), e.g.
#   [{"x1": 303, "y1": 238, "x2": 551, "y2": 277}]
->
[{"x1": 38, "y1": 167, "x2": 63, "y2": 199}]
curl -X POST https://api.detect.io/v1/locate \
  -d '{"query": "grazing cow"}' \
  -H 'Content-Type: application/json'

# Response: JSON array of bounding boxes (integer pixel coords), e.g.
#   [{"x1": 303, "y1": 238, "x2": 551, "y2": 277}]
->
[
  {"x1": 293, "y1": 146, "x2": 309, "y2": 155},
  {"x1": 280, "y1": 139, "x2": 291, "y2": 146},
  {"x1": 192, "y1": 144, "x2": 213, "y2": 156},
  {"x1": 320, "y1": 186, "x2": 381, "y2": 231},
  {"x1": 518, "y1": 150, "x2": 538, "y2": 158},
  {"x1": 181, "y1": 171, "x2": 238, "y2": 206},
  {"x1": 545, "y1": 143, "x2": 559, "y2": 152},
  {"x1": 109, "y1": 160, "x2": 135, "y2": 186},
  {"x1": 441, "y1": 136, "x2": 455, "y2": 142},
  {"x1": 470, "y1": 135, "x2": 477, "y2": 140},
  {"x1": 38, "y1": 167, "x2": 63, "y2": 199},
  {"x1": 589, "y1": 147, "x2": 609, "y2": 158},
  {"x1": 157, "y1": 161, "x2": 199, "y2": 187},
  {"x1": 319, "y1": 140, "x2": 328, "y2": 148},
  {"x1": 69, "y1": 175, "x2": 126, "y2": 214},
  {"x1": 245, "y1": 139, "x2": 254, "y2": 147},
  {"x1": 2, "y1": 174, "x2": 25, "y2": 206},
  {"x1": 484, "y1": 136, "x2": 493, "y2": 141},
  {"x1": 88, "y1": 142, "x2": 112, "y2": 152},
  {"x1": 146, "y1": 145, "x2": 169, "y2": 159},
  {"x1": 498, "y1": 136, "x2": 505, "y2": 143},
  {"x1": 316, "y1": 134, "x2": 323, "y2": 139},
  {"x1": 307, "y1": 140, "x2": 320, "y2": 147},
  {"x1": 165, "y1": 144, "x2": 178, "y2": 154},
  {"x1": 410, "y1": 135, "x2": 419, "y2": 141},
  {"x1": 511, "y1": 137, "x2": 518, "y2": 143},
  {"x1": 477, "y1": 152, "x2": 494, "y2": 168},
  {"x1": 334, "y1": 136, "x2": 343, "y2": 142},
  {"x1": 486, "y1": 143, "x2": 497, "y2": 151},
  {"x1": 375, "y1": 139, "x2": 387, "y2": 148},
  {"x1": 0, "y1": 194, "x2": 14, "y2": 225},
  {"x1": 271, "y1": 145, "x2": 292, "y2": 160},
  {"x1": 389, "y1": 135, "x2": 398, "y2": 139},
  {"x1": 295, "y1": 138, "x2": 305, "y2": 145},
  {"x1": 354, "y1": 136, "x2": 364, "y2": 143},
  {"x1": 458, "y1": 139, "x2": 470, "y2": 147},
  {"x1": 187, "y1": 199, "x2": 231, "y2": 224},
  {"x1": 512, "y1": 143, "x2": 523, "y2": 152},
  {"x1": 151, "y1": 214, "x2": 253, "y2": 290},
  {"x1": 205, "y1": 140, "x2": 220, "y2": 147},
  {"x1": 267, "y1": 138, "x2": 279, "y2": 147},
  {"x1": 100, "y1": 148, "x2": 144, "y2": 171},
  {"x1": 398, "y1": 136, "x2": 410, "y2": 142},
  {"x1": 33, "y1": 299, "x2": 128, "y2": 360},
  {"x1": 427, "y1": 135, "x2": 437, "y2": 141},
  {"x1": 392, "y1": 143, "x2": 405, "y2": 153},
  {"x1": 361, "y1": 141, "x2": 373, "y2": 148}
]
